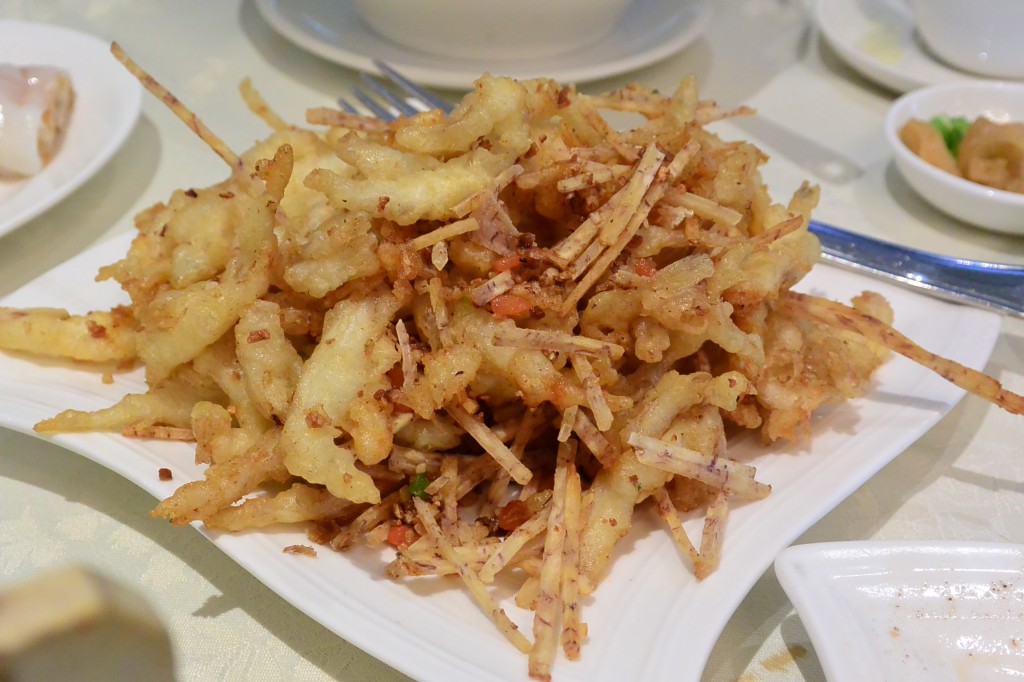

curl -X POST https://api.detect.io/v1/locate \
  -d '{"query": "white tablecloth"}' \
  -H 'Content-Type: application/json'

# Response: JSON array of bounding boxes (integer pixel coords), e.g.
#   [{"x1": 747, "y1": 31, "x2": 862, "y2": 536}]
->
[{"x1": 1, "y1": 1, "x2": 1022, "y2": 680}]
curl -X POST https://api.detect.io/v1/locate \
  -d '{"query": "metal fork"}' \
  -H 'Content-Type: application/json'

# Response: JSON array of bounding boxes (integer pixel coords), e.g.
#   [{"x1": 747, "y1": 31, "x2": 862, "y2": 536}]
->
[
  {"x1": 342, "y1": 61, "x2": 1024, "y2": 319},
  {"x1": 339, "y1": 61, "x2": 454, "y2": 119}
]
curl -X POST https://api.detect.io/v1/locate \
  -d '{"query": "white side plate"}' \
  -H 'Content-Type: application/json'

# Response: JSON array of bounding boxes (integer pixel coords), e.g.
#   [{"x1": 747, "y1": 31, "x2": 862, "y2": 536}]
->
[
  {"x1": 0, "y1": 21, "x2": 142, "y2": 240},
  {"x1": 814, "y1": 0, "x2": 1019, "y2": 94},
  {"x1": 776, "y1": 541, "x2": 1024, "y2": 682},
  {"x1": 0, "y1": 233, "x2": 1002, "y2": 681}
]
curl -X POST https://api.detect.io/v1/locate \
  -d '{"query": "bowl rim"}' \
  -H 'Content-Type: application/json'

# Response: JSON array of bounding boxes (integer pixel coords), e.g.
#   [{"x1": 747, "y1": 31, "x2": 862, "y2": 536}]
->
[{"x1": 884, "y1": 80, "x2": 1024, "y2": 209}]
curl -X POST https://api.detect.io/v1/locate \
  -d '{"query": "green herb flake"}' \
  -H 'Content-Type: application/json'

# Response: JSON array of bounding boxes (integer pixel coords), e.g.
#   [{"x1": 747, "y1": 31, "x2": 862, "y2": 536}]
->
[
  {"x1": 929, "y1": 115, "x2": 971, "y2": 158},
  {"x1": 408, "y1": 473, "x2": 431, "y2": 500}
]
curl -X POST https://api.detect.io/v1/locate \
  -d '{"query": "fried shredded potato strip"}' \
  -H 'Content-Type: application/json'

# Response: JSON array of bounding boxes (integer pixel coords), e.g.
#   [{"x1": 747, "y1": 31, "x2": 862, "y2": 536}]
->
[
  {"x1": 0, "y1": 306, "x2": 136, "y2": 362},
  {"x1": 5, "y1": 58, "x2": 1024, "y2": 679}
]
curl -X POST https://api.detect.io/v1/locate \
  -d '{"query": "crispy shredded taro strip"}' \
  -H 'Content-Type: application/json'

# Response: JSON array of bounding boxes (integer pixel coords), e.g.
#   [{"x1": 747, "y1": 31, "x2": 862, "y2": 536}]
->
[
  {"x1": 783, "y1": 292, "x2": 1024, "y2": 414},
  {"x1": 110, "y1": 43, "x2": 242, "y2": 173}
]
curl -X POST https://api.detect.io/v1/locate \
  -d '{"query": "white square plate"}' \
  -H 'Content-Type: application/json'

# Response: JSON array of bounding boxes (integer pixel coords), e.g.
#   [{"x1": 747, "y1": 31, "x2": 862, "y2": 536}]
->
[{"x1": 0, "y1": 232, "x2": 1002, "y2": 681}]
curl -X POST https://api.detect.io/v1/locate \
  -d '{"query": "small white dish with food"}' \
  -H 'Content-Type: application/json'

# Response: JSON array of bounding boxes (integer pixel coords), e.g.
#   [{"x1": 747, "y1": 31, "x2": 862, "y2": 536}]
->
[
  {"x1": 885, "y1": 80, "x2": 1024, "y2": 235},
  {"x1": 0, "y1": 21, "x2": 141, "y2": 240},
  {"x1": 776, "y1": 541, "x2": 1024, "y2": 682}
]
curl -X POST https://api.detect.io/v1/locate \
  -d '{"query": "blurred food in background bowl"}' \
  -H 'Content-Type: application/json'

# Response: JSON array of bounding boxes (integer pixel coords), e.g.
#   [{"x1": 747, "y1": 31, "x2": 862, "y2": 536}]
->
[
  {"x1": 0, "y1": 566, "x2": 176, "y2": 681},
  {"x1": 350, "y1": 0, "x2": 635, "y2": 61},
  {"x1": 911, "y1": 0, "x2": 1024, "y2": 79},
  {"x1": 885, "y1": 80, "x2": 1024, "y2": 236}
]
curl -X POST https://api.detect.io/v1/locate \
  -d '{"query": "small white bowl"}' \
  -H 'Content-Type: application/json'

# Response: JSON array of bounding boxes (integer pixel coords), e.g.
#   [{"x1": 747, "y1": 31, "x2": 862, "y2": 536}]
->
[
  {"x1": 911, "y1": 0, "x2": 1024, "y2": 79},
  {"x1": 885, "y1": 80, "x2": 1024, "y2": 236},
  {"x1": 350, "y1": 0, "x2": 635, "y2": 62}
]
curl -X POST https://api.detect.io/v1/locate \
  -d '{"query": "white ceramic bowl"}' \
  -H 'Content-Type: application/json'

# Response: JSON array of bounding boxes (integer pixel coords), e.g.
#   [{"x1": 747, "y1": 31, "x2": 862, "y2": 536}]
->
[
  {"x1": 911, "y1": 0, "x2": 1024, "y2": 79},
  {"x1": 885, "y1": 81, "x2": 1024, "y2": 235},
  {"x1": 350, "y1": 0, "x2": 635, "y2": 62}
]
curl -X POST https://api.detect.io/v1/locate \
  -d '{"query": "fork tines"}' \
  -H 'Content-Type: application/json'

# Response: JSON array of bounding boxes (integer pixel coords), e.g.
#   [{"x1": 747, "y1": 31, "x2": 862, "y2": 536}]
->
[{"x1": 338, "y1": 61, "x2": 455, "y2": 121}]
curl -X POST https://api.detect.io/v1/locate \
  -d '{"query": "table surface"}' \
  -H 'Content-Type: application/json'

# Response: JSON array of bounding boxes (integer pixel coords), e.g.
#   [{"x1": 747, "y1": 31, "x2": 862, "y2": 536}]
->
[{"x1": 1, "y1": 1, "x2": 1022, "y2": 681}]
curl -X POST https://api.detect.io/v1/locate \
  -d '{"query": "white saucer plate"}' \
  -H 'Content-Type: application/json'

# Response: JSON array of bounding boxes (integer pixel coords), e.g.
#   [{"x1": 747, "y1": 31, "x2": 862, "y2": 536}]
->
[
  {"x1": 255, "y1": 0, "x2": 711, "y2": 89},
  {"x1": 814, "y1": 0, "x2": 1021, "y2": 94},
  {"x1": 0, "y1": 21, "x2": 142, "y2": 240},
  {"x1": 776, "y1": 541, "x2": 1024, "y2": 682}
]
